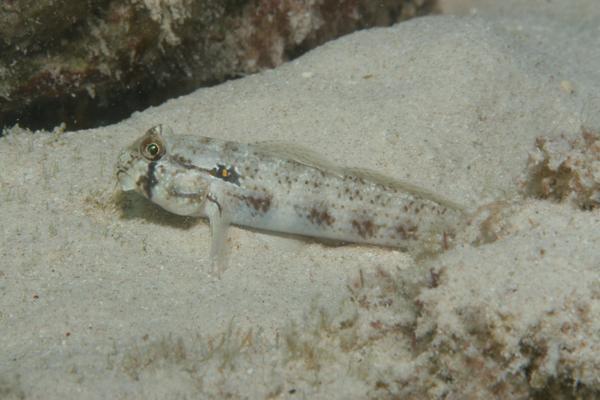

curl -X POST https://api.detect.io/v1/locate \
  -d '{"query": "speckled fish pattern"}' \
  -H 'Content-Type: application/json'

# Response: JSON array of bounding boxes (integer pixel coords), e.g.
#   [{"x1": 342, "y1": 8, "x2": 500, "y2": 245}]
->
[{"x1": 117, "y1": 125, "x2": 467, "y2": 269}]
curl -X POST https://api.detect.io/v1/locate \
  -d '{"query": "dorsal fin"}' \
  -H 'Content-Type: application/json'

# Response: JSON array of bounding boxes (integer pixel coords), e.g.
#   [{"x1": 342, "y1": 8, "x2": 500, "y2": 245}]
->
[
  {"x1": 345, "y1": 167, "x2": 467, "y2": 212},
  {"x1": 254, "y1": 141, "x2": 344, "y2": 177},
  {"x1": 254, "y1": 140, "x2": 466, "y2": 212}
]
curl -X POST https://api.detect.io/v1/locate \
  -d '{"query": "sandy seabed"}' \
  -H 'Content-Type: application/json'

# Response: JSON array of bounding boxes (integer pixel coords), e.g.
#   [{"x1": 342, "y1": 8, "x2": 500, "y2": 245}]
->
[{"x1": 1, "y1": 0, "x2": 599, "y2": 398}]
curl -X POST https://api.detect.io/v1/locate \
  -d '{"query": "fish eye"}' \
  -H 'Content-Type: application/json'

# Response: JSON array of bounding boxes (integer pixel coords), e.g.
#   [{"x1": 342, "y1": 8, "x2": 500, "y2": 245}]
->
[
  {"x1": 140, "y1": 137, "x2": 165, "y2": 160},
  {"x1": 147, "y1": 143, "x2": 159, "y2": 156}
]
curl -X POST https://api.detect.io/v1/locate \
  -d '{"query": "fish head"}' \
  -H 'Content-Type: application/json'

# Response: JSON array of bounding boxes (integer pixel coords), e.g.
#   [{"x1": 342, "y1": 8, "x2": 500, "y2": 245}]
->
[{"x1": 116, "y1": 124, "x2": 211, "y2": 216}]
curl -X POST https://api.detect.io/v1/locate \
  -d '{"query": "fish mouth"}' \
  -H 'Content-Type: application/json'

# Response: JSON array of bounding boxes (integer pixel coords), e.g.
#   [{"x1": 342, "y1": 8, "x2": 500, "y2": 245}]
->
[{"x1": 116, "y1": 168, "x2": 136, "y2": 192}]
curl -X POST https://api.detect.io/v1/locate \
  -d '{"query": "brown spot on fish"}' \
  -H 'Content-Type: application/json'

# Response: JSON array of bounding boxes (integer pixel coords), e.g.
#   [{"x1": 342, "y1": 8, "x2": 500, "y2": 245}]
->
[
  {"x1": 308, "y1": 208, "x2": 335, "y2": 226},
  {"x1": 352, "y1": 219, "x2": 377, "y2": 239},
  {"x1": 235, "y1": 194, "x2": 272, "y2": 213},
  {"x1": 442, "y1": 230, "x2": 455, "y2": 250},
  {"x1": 396, "y1": 224, "x2": 419, "y2": 240},
  {"x1": 172, "y1": 154, "x2": 193, "y2": 166}
]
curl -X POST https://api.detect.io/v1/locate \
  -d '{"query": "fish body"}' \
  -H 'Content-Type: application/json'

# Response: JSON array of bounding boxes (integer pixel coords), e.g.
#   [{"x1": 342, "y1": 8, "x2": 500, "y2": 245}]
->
[{"x1": 117, "y1": 125, "x2": 467, "y2": 272}]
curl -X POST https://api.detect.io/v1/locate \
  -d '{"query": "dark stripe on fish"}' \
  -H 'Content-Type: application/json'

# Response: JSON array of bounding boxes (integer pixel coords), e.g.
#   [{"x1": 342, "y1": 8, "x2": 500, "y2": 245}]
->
[{"x1": 145, "y1": 161, "x2": 159, "y2": 199}]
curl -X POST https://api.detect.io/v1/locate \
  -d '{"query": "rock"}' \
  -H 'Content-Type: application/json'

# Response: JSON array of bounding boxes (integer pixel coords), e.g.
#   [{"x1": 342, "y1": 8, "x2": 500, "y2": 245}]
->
[{"x1": 0, "y1": 0, "x2": 434, "y2": 132}]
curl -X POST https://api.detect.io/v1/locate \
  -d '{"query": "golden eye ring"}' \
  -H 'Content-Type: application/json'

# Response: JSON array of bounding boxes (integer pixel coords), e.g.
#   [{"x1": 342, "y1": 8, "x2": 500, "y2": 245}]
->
[{"x1": 140, "y1": 137, "x2": 165, "y2": 161}]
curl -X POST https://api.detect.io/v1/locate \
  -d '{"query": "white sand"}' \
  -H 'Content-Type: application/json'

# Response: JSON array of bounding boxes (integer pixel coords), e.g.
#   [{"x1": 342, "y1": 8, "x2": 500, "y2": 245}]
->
[{"x1": 1, "y1": 1, "x2": 598, "y2": 398}]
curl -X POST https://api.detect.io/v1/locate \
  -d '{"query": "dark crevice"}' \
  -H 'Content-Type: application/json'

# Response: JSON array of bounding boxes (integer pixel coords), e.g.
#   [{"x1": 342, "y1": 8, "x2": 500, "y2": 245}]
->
[
  {"x1": 0, "y1": 74, "x2": 236, "y2": 134},
  {"x1": 0, "y1": 0, "x2": 437, "y2": 136}
]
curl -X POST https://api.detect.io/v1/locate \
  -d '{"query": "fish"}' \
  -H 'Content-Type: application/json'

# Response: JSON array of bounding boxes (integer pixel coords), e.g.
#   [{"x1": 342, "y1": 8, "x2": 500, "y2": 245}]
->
[{"x1": 116, "y1": 125, "x2": 468, "y2": 274}]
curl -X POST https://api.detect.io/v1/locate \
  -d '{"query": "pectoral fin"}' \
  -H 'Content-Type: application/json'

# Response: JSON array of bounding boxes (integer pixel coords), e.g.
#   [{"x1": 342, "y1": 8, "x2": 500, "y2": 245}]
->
[{"x1": 205, "y1": 192, "x2": 230, "y2": 276}]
